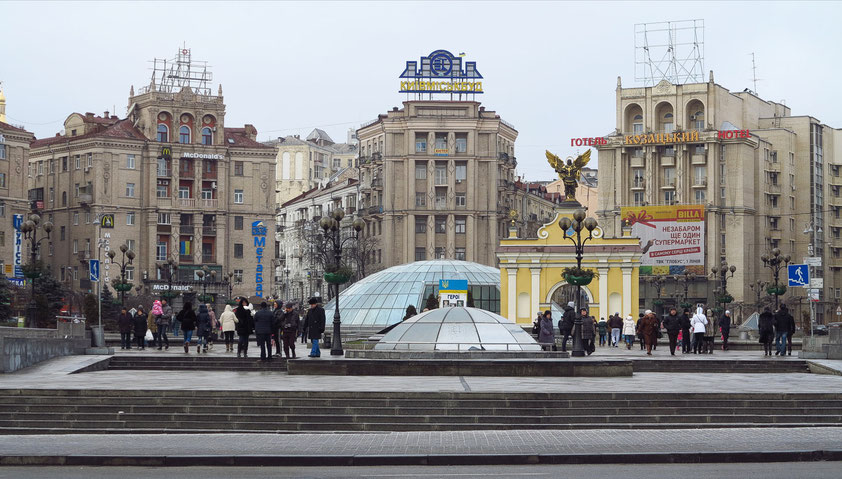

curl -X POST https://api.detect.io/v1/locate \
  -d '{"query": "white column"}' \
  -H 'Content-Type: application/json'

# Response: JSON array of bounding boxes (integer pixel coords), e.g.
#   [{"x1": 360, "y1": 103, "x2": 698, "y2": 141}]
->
[
  {"x1": 622, "y1": 267, "x2": 633, "y2": 318},
  {"x1": 598, "y1": 267, "x2": 609, "y2": 320},
  {"x1": 530, "y1": 268, "x2": 541, "y2": 320},
  {"x1": 506, "y1": 267, "x2": 518, "y2": 321}
]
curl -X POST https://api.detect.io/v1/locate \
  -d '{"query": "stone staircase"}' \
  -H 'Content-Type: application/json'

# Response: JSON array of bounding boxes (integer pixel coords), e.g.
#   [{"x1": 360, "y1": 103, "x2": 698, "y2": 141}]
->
[
  {"x1": 0, "y1": 389, "x2": 839, "y2": 434},
  {"x1": 105, "y1": 356, "x2": 288, "y2": 372},
  {"x1": 630, "y1": 359, "x2": 811, "y2": 373}
]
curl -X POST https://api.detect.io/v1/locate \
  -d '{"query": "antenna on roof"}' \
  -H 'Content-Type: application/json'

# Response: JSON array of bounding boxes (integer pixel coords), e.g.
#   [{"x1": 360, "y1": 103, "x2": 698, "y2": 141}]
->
[
  {"x1": 751, "y1": 52, "x2": 760, "y2": 95},
  {"x1": 635, "y1": 20, "x2": 705, "y2": 86}
]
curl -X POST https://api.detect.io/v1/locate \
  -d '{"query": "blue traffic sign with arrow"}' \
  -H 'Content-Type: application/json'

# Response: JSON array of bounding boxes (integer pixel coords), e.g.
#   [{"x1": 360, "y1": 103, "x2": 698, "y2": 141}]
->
[
  {"x1": 89, "y1": 259, "x2": 100, "y2": 282},
  {"x1": 787, "y1": 264, "x2": 809, "y2": 287}
]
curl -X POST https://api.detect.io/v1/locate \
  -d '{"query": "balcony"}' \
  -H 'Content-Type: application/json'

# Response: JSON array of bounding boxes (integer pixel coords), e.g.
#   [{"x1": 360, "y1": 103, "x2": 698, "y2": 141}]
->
[
  {"x1": 630, "y1": 156, "x2": 645, "y2": 168},
  {"x1": 178, "y1": 166, "x2": 195, "y2": 178},
  {"x1": 366, "y1": 205, "x2": 383, "y2": 215},
  {"x1": 202, "y1": 226, "x2": 216, "y2": 236},
  {"x1": 769, "y1": 228, "x2": 783, "y2": 240},
  {"x1": 631, "y1": 179, "x2": 645, "y2": 190},
  {"x1": 179, "y1": 224, "x2": 195, "y2": 235},
  {"x1": 830, "y1": 175, "x2": 842, "y2": 186},
  {"x1": 692, "y1": 179, "x2": 707, "y2": 188},
  {"x1": 202, "y1": 254, "x2": 215, "y2": 263},
  {"x1": 371, "y1": 178, "x2": 383, "y2": 189},
  {"x1": 157, "y1": 168, "x2": 172, "y2": 178},
  {"x1": 764, "y1": 161, "x2": 781, "y2": 172},
  {"x1": 765, "y1": 183, "x2": 782, "y2": 195},
  {"x1": 156, "y1": 224, "x2": 172, "y2": 233},
  {"x1": 661, "y1": 179, "x2": 676, "y2": 189},
  {"x1": 691, "y1": 154, "x2": 706, "y2": 165},
  {"x1": 179, "y1": 254, "x2": 193, "y2": 263},
  {"x1": 202, "y1": 169, "x2": 217, "y2": 180},
  {"x1": 178, "y1": 198, "x2": 196, "y2": 208},
  {"x1": 156, "y1": 197, "x2": 172, "y2": 207},
  {"x1": 79, "y1": 193, "x2": 93, "y2": 205},
  {"x1": 200, "y1": 198, "x2": 218, "y2": 209},
  {"x1": 660, "y1": 156, "x2": 675, "y2": 166}
]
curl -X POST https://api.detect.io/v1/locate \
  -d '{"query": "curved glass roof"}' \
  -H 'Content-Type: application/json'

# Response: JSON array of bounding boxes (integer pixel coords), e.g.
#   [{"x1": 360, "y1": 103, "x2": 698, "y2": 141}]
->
[
  {"x1": 374, "y1": 307, "x2": 541, "y2": 351},
  {"x1": 325, "y1": 260, "x2": 501, "y2": 328}
]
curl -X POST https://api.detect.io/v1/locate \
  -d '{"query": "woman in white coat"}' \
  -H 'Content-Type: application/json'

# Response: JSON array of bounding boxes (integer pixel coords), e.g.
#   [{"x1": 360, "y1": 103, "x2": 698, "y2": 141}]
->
[
  {"x1": 622, "y1": 315, "x2": 636, "y2": 349},
  {"x1": 690, "y1": 306, "x2": 708, "y2": 354},
  {"x1": 219, "y1": 304, "x2": 238, "y2": 353}
]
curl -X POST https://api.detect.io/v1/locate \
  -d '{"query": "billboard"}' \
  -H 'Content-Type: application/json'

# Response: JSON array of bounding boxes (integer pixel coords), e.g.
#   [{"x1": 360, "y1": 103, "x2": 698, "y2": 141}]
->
[{"x1": 621, "y1": 205, "x2": 706, "y2": 275}]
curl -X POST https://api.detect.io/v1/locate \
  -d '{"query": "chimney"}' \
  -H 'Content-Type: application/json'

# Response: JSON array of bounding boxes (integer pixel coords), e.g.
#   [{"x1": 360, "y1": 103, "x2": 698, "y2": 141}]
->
[
  {"x1": 104, "y1": 111, "x2": 109, "y2": 118},
  {"x1": 244, "y1": 124, "x2": 257, "y2": 141}
]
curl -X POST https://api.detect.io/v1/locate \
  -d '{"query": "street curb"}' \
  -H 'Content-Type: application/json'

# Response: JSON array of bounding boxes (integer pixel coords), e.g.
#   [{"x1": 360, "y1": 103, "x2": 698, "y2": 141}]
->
[{"x1": 3, "y1": 450, "x2": 842, "y2": 466}]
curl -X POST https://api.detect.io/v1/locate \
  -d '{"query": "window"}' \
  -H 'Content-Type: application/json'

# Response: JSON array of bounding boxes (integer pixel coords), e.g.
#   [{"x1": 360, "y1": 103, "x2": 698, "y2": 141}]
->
[
  {"x1": 86, "y1": 153, "x2": 92, "y2": 168},
  {"x1": 234, "y1": 161, "x2": 244, "y2": 176},
  {"x1": 791, "y1": 218, "x2": 796, "y2": 231},
  {"x1": 234, "y1": 216, "x2": 243, "y2": 230},
  {"x1": 49, "y1": 160, "x2": 54, "y2": 174},
  {"x1": 234, "y1": 189, "x2": 244, "y2": 204},
  {"x1": 0, "y1": 173, "x2": 5, "y2": 188},
  {"x1": 434, "y1": 165, "x2": 447, "y2": 185},
  {"x1": 126, "y1": 154, "x2": 135, "y2": 169},
  {"x1": 125, "y1": 266, "x2": 134, "y2": 282},
  {"x1": 455, "y1": 162, "x2": 467, "y2": 182},
  {"x1": 156, "y1": 241, "x2": 167, "y2": 261},
  {"x1": 73, "y1": 240, "x2": 78, "y2": 254},
  {"x1": 178, "y1": 186, "x2": 190, "y2": 199},
  {"x1": 632, "y1": 168, "x2": 644, "y2": 188},
  {"x1": 62, "y1": 157, "x2": 67, "y2": 171},
  {"x1": 435, "y1": 133, "x2": 447, "y2": 150},
  {"x1": 61, "y1": 191, "x2": 66, "y2": 206},
  {"x1": 693, "y1": 166, "x2": 706, "y2": 186},
  {"x1": 721, "y1": 187, "x2": 726, "y2": 200},
  {"x1": 0, "y1": 203, "x2": 4, "y2": 217},
  {"x1": 74, "y1": 183, "x2": 80, "y2": 197},
  {"x1": 157, "y1": 213, "x2": 171, "y2": 225},
  {"x1": 633, "y1": 114, "x2": 643, "y2": 134},
  {"x1": 60, "y1": 226, "x2": 65, "y2": 241},
  {"x1": 415, "y1": 247, "x2": 426, "y2": 261},
  {"x1": 179, "y1": 125, "x2": 191, "y2": 144},
  {"x1": 49, "y1": 187, "x2": 54, "y2": 203},
  {"x1": 415, "y1": 192, "x2": 426, "y2": 207},
  {"x1": 663, "y1": 113, "x2": 674, "y2": 133},
  {"x1": 435, "y1": 247, "x2": 445, "y2": 259},
  {"x1": 455, "y1": 247, "x2": 466, "y2": 261},
  {"x1": 85, "y1": 211, "x2": 91, "y2": 224},
  {"x1": 664, "y1": 190, "x2": 676, "y2": 205},
  {"x1": 435, "y1": 216, "x2": 446, "y2": 233},
  {"x1": 415, "y1": 216, "x2": 427, "y2": 233},
  {"x1": 695, "y1": 189, "x2": 706, "y2": 203},
  {"x1": 693, "y1": 111, "x2": 705, "y2": 130},
  {"x1": 0, "y1": 231, "x2": 4, "y2": 247},
  {"x1": 435, "y1": 190, "x2": 446, "y2": 209},
  {"x1": 415, "y1": 163, "x2": 427, "y2": 179},
  {"x1": 662, "y1": 167, "x2": 675, "y2": 187},
  {"x1": 126, "y1": 183, "x2": 135, "y2": 197},
  {"x1": 415, "y1": 133, "x2": 428, "y2": 153},
  {"x1": 234, "y1": 243, "x2": 244, "y2": 258},
  {"x1": 0, "y1": 144, "x2": 5, "y2": 160},
  {"x1": 37, "y1": 161, "x2": 43, "y2": 175},
  {"x1": 157, "y1": 124, "x2": 169, "y2": 142},
  {"x1": 455, "y1": 193, "x2": 466, "y2": 207},
  {"x1": 201, "y1": 127, "x2": 213, "y2": 145},
  {"x1": 633, "y1": 191, "x2": 645, "y2": 206},
  {"x1": 72, "y1": 267, "x2": 78, "y2": 281},
  {"x1": 455, "y1": 133, "x2": 467, "y2": 153},
  {"x1": 73, "y1": 212, "x2": 79, "y2": 225},
  {"x1": 126, "y1": 212, "x2": 135, "y2": 226},
  {"x1": 126, "y1": 239, "x2": 135, "y2": 252},
  {"x1": 455, "y1": 217, "x2": 466, "y2": 234},
  {"x1": 663, "y1": 146, "x2": 675, "y2": 156}
]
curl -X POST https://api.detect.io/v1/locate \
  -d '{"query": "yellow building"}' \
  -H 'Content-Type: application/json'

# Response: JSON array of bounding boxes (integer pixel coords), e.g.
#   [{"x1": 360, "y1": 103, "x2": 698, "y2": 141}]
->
[{"x1": 498, "y1": 207, "x2": 643, "y2": 324}]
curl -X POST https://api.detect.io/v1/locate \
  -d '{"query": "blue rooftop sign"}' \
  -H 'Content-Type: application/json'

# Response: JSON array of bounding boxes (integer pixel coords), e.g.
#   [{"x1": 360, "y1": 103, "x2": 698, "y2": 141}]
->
[{"x1": 399, "y1": 50, "x2": 483, "y2": 94}]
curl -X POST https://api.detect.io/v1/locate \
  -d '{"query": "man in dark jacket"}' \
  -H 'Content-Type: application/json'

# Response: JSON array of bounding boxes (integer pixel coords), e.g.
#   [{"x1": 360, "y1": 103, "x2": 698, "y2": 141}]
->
[
  {"x1": 774, "y1": 304, "x2": 795, "y2": 357},
  {"x1": 178, "y1": 303, "x2": 197, "y2": 354},
  {"x1": 133, "y1": 306, "x2": 148, "y2": 350},
  {"x1": 558, "y1": 302, "x2": 576, "y2": 352},
  {"x1": 607, "y1": 313, "x2": 623, "y2": 348},
  {"x1": 758, "y1": 307, "x2": 776, "y2": 356},
  {"x1": 272, "y1": 302, "x2": 285, "y2": 356},
  {"x1": 720, "y1": 310, "x2": 732, "y2": 351},
  {"x1": 117, "y1": 308, "x2": 133, "y2": 350},
  {"x1": 304, "y1": 297, "x2": 326, "y2": 357},
  {"x1": 280, "y1": 302, "x2": 300, "y2": 359},
  {"x1": 235, "y1": 299, "x2": 254, "y2": 358},
  {"x1": 253, "y1": 302, "x2": 275, "y2": 361},
  {"x1": 680, "y1": 308, "x2": 692, "y2": 353},
  {"x1": 662, "y1": 307, "x2": 682, "y2": 356},
  {"x1": 579, "y1": 310, "x2": 595, "y2": 355}
]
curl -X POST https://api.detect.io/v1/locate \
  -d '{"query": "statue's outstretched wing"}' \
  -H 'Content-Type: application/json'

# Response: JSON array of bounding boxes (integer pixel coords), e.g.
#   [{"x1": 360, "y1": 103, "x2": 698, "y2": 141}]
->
[
  {"x1": 573, "y1": 149, "x2": 592, "y2": 169},
  {"x1": 545, "y1": 150, "x2": 561, "y2": 171}
]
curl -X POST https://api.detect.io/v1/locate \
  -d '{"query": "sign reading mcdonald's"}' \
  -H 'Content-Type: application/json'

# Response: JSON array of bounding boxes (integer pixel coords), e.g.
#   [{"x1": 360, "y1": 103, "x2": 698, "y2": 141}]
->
[
  {"x1": 100, "y1": 214, "x2": 115, "y2": 228},
  {"x1": 161, "y1": 146, "x2": 172, "y2": 161}
]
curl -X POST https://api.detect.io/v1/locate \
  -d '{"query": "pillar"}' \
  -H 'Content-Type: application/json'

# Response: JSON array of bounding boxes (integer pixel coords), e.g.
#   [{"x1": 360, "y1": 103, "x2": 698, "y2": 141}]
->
[
  {"x1": 506, "y1": 267, "x2": 517, "y2": 321},
  {"x1": 622, "y1": 267, "x2": 633, "y2": 318},
  {"x1": 598, "y1": 266, "x2": 609, "y2": 320},
  {"x1": 530, "y1": 268, "x2": 541, "y2": 320}
]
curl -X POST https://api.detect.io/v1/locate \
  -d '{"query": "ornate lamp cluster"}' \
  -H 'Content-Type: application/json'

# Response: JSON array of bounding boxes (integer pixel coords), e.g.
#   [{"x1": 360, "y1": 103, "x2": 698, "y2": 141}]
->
[
  {"x1": 710, "y1": 260, "x2": 737, "y2": 310},
  {"x1": 21, "y1": 213, "x2": 53, "y2": 328},
  {"x1": 558, "y1": 209, "x2": 598, "y2": 358},
  {"x1": 761, "y1": 248, "x2": 791, "y2": 309},
  {"x1": 108, "y1": 243, "x2": 135, "y2": 306}
]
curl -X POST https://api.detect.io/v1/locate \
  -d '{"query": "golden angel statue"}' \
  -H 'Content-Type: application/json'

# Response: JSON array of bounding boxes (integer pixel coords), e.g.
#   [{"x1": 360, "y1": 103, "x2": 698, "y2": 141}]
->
[{"x1": 546, "y1": 149, "x2": 591, "y2": 201}]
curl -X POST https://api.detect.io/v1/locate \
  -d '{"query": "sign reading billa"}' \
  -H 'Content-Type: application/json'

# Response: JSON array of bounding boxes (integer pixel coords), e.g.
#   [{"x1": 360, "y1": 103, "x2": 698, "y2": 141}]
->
[
  {"x1": 622, "y1": 205, "x2": 705, "y2": 270},
  {"x1": 439, "y1": 279, "x2": 468, "y2": 308},
  {"x1": 400, "y1": 50, "x2": 483, "y2": 94}
]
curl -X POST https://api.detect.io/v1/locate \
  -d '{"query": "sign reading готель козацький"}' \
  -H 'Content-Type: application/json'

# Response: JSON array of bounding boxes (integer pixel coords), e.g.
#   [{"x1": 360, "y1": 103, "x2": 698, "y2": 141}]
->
[{"x1": 621, "y1": 205, "x2": 706, "y2": 276}]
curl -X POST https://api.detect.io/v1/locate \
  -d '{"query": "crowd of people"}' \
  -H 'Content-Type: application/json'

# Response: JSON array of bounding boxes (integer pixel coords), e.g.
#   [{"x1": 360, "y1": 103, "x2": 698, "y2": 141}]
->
[
  {"x1": 116, "y1": 296, "x2": 328, "y2": 361},
  {"x1": 533, "y1": 302, "x2": 795, "y2": 357}
]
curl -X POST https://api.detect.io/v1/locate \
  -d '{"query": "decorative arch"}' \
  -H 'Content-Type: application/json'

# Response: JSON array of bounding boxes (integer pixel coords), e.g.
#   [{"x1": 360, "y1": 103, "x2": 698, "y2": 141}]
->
[
  {"x1": 545, "y1": 280, "x2": 595, "y2": 305},
  {"x1": 623, "y1": 103, "x2": 644, "y2": 134},
  {"x1": 654, "y1": 101, "x2": 675, "y2": 133},
  {"x1": 685, "y1": 98, "x2": 706, "y2": 130}
]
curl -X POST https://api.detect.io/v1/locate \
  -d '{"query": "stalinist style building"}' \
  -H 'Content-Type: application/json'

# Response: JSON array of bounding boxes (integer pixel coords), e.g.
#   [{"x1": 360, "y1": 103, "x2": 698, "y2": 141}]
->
[{"x1": 597, "y1": 73, "x2": 841, "y2": 321}]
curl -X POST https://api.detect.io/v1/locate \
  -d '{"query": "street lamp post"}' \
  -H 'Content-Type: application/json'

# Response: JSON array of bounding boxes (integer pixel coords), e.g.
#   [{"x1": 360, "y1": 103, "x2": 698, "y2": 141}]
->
[
  {"x1": 749, "y1": 279, "x2": 771, "y2": 312},
  {"x1": 710, "y1": 260, "x2": 737, "y2": 314},
  {"x1": 319, "y1": 208, "x2": 365, "y2": 356},
  {"x1": 761, "y1": 248, "x2": 791, "y2": 311},
  {"x1": 558, "y1": 209, "x2": 599, "y2": 358},
  {"x1": 226, "y1": 271, "x2": 235, "y2": 303},
  {"x1": 108, "y1": 244, "x2": 135, "y2": 307},
  {"x1": 283, "y1": 267, "x2": 290, "y2": 300},
  {"x1": 158, "y1": 258, "x2": 179, "y2": 301},
  {"x1": 646, "y1": 275, "x2": 667, "y2": 315},
  {"x1": 675, "y1": 271, "x2": 695, "y2": 309},
  {"x1": 20, "y1": 212, "x2": 53, "y2": 328},
  {"x1": 196, "y1": 265, "x2": 216, "y2": 305}
]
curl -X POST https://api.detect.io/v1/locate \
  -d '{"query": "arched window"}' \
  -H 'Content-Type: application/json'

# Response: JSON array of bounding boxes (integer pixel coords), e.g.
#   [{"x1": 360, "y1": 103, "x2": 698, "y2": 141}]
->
[
  {"x1": 179, "y1": 126, "x2": 191, "y2": 144},
  {"x1": 157, "y1": 124, "x2": 169, "y2": 142},
  {"x1": 633, "y1": 114, "x2": 643, "y2": 135},
  {"x1": 663, "y1": 112, "x2": 674, "y2": 134},
  {"x1": 61, "y1": 191, "x2": 67, "y2": 206},
  {"x1": 201, "y1": 127, "x2": 213, "y2": 145},
  {"x1": 693, "y1": 110, "x2": 705, "y2": 130}
]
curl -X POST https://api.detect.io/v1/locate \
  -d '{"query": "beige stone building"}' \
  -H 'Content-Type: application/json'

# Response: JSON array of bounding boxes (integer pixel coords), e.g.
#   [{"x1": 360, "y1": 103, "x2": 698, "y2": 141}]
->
[
  {"x1": 596, "y1": 73, "x2": 842, "y2": 322},
  {"x1": 264, "y1": 128, "x2": 357, "y2": 206},
  {"x1": 1, "y1": 86, "x2": 36, "y2": 280},
  {"x1": 356, "y1": 100, "x2": 560, "y2": 269},
  {"x1": 28, "y1": 76, "x2": 276, "y2": 304}
]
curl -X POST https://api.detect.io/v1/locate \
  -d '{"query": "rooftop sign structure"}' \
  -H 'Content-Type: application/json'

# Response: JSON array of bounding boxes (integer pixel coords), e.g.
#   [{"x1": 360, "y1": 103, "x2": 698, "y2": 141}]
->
[{"x1": 399, "y1": 50, "x2": 483, "y2": 99}]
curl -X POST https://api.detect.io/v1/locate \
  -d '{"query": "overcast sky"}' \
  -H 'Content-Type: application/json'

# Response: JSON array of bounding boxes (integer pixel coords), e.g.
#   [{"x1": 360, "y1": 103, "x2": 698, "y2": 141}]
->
[{"x1": 2, "y1": 1, "x2": 840, "y2": 180}]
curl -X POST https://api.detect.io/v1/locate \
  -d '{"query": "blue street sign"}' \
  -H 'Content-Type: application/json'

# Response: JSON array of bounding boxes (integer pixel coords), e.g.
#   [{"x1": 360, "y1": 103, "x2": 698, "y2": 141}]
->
[
  {"x1": 788, "y1": 264, "x2": 809, "y2": 287},
  {"x1": 89, "y1": 259, "x2": 100, "y2": 282}
]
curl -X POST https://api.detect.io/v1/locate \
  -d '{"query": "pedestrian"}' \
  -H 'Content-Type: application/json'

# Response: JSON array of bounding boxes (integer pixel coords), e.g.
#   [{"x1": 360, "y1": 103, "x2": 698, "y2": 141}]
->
[
  {"x1": 559, "y1": 301, "x2": 575, "y2": 352},
  {"x1": 786, "y1": 309, "x2": 796, "y2": 356},
  {"x1": 146, "y1": 304, "x2": 158, "y2": 351},
  {"x1": 538, "y1": 310, "x2": 555, "y2": 351},
  {"x1": 272, "y1": 301, "x2": 285, "y2": 356},
  {"x1": 691, "y1": 306, "x2": 708, "y2": 354},
  {"x1": 254, "y1": 302, "x2": 274, "y2": 361},
  {"x1": 403, "y1": 305, "x2": 417, "y2": 321},
  {"x1": 299, "y1": 308, "x2": 308, "y2": 344},
  {"x1": 579, "y1": 310, "x2": 595, "y2": 355},
  {"x1": 774, "y1": 304, "x2": 795, "y2": 357},
  {"x1": 196, "y1": 304, "x2": 212, "y2": 354},
  {"x1": 532, "y1": 312, "x2": 542, "y2": 337},
  {"x1": 206, "y1": 304, "x2": 218, "y2": 350},
  {"x1": 133, "y1": 305, "x2": 148, "y2": 350},
  {"x1": 167, "y1": 299, "x2": 180, "y2": 337},
  {"x1": 680, "y1": 308, "x2": 692, "y2": 354},
  {"x1": 720, "y1": 310, "x2": 732, "y2": 351},
  {"x1": 662, "y1": 307, "x2": 682, "y2": 356},
  {"x1": 219, "y1": 304, "x2": 237, "y2": 352},
  {"x1": 178, "y1": 302, "x2": 197, "y2": 354},
  {"x1": 758, "y1": 307, "x2": 776, "y2": 356},
  {"x1": 703, "y1": 308, "x2": 716, "y2": 354},
  {"x1": 235, "y1": 298, "x2": 254, "y2": 358},
  {"x1": 304, "y1": 297, "x2": 326, "y2": 357},
  {"x1": 608, "y1": 312, "x2": 623, "y2": 347},
  {"x1": 117, "y1": 307, "x2": 133, "y2": 350},
  {"x1": 622, "y1": 314, "x2": 636, "y2": 349},
  {"x1": 597, "y1": 317, "x2": 607, "y2": 347},
  {"x1": 280, "y1": 302, "x2": 300, "y2": 359},
  {"x1": 636, "y1": 313, "x2": 646, "y2": 350},
  {"x1": 638, "y1": 309, "x2": 659, "y2": 356},
  {"x1": 153, "y1": 300, "x2": 170, "y2": 350}
]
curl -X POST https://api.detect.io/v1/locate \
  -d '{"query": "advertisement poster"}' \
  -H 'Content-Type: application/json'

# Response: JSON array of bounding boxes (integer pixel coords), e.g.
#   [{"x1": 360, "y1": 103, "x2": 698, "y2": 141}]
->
[{"x1": 621, "y1": 205, "x2": 706, "y2": 275}]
